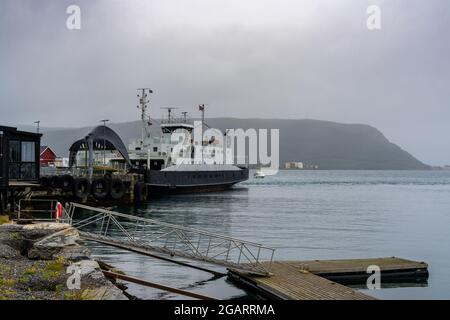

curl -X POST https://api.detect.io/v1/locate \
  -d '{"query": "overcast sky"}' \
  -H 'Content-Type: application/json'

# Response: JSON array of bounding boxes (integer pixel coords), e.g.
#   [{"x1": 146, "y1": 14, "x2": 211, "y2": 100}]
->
[{"x1": 1, "y1": 0, "x2": 449, "y2": 165}]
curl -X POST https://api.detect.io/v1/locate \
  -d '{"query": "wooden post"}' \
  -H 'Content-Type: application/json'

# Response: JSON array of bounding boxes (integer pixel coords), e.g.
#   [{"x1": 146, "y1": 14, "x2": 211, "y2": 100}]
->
[
  {"x1": 0, "y1": 190, "x2": 5, "y2": 214},
  {"x1": 101, "y1": 270, "x2": 217, "y2": 300},
  {"x1": 129, "y1": 174, "x2": 135, "y2": 202}
]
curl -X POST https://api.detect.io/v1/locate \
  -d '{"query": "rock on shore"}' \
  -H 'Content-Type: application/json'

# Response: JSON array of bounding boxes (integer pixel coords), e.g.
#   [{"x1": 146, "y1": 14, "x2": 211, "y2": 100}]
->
[{"x1": 0, "y1": 222, "x2": 128, "y2": 300}]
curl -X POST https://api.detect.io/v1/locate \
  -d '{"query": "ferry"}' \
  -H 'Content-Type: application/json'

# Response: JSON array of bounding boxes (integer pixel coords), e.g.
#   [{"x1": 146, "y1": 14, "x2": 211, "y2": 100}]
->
[{"x1": 127, "y1": 89, "x2": 249, "y2": 193}]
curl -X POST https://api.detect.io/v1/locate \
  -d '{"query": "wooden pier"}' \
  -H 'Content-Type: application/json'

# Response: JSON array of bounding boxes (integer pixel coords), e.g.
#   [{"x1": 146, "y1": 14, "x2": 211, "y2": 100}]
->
[
  {"x1": 228, "y1": 257, "x2": 428, "y2": 300},
  {"x1": 14, "y1": 203, "x2": 430, "y2": 300},
  {"x1": 64, "y1": 205, "x2": 429, "y2": 300}
]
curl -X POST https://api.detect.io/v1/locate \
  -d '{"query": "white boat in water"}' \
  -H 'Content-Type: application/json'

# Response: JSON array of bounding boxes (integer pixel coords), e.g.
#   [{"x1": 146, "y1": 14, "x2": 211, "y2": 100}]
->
[{"x1": 254, "y1": 168, "x2": 266, "y2": 179}]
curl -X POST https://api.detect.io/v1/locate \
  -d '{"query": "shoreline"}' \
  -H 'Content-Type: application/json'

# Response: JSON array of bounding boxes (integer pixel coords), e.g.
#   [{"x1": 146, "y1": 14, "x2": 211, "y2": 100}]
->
[{"x1": 0, "y1": 221, "x2": 128, "y2": 300}]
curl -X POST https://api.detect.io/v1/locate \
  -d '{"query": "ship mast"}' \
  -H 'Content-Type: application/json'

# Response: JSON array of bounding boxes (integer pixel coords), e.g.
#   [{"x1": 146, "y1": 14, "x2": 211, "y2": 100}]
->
[
  {"x1": 199, "y1": 104, "x2": 206, "y2": 163},
  {"x1": 136, "y1": 88, "x2": 152, "y2": 141}
]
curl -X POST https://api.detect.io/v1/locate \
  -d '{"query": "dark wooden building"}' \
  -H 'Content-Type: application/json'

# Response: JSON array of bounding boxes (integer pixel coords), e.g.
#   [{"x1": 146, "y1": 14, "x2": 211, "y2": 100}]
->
[{"x1": 0, "y1": 126, "x2": 42, "y2": 213}]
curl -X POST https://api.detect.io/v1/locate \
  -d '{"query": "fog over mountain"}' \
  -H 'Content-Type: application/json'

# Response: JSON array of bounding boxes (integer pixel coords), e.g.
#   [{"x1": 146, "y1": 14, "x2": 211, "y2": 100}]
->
[
  {"x1": 30, "y1": 119, "x2": 429, "y2": 170},
  {"x1": 1, "y1": 0, "x2": 450, "y2": 166}
]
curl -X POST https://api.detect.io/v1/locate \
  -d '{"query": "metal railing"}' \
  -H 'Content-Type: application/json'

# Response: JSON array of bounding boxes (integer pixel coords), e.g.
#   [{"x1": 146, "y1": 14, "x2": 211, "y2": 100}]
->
[
  {"x1": 66, "y1": 202, "x2": 275, "y2": 275},
  {"x1": 17, "y1": 199, "x2": 70, "y2": 222}
]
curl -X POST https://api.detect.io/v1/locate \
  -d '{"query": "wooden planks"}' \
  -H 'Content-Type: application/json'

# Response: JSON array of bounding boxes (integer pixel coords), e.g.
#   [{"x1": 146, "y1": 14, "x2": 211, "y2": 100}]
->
[
  {"x1": 287, "y1": 257, "x2": 428, "y2": 275},
  {"x1": 229, "y1": 261, "x2": 376, "y2": 300},
  {"x1": 229, "y1": 257, "x2": 429, "y2": 300},
  {"x1": 8, "y1": 181, "x2": 40, "y2": 187}
]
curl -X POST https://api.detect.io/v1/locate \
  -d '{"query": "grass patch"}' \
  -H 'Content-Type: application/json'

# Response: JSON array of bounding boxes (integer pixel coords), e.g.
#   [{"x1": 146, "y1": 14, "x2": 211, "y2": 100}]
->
[
  {"x1": 42, "y1": 270, "x2": 61, "y2": 281},
  {"x1": 19, "y1": 276, "x2": 30, "y2": 284},
  {"x1": 63, "y1": 290, "x2": 86, "y2": 300},
  {"x1": 24, "y1": 266, "x2": 37, "y2": 275},
  {"x1": 0, "y1": 215, "x2": 9, "y2": 225},
  {"x1": 10, "y1": 232, "x2": 21, "y2": 240},
  {"x1": 0, "y1": 288, "x2": 16, "y2": 300},
  {"x1": 41, "y1": 257, "x2": 66, "y2": 281},
  {"x1": 54, "y1": 284, "x2": 64, "y2": 293},
  {"x1": 0, "y1": 264, "x2": 11, "y2": 273},
  {"x1": 0, "y1": 278, "x2": 17, "y2": 287},
  {"x1": 45, "y1": 257, "x2": 65, "y2": 272}
]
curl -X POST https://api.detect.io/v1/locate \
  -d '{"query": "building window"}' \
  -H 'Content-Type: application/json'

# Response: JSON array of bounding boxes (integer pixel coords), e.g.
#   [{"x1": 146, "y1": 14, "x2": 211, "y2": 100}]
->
[
  {"x1": 153, "y1": 147, "x2": 158, "y2": 152},
  {"x1": 21, "y1": 141, "x2": 35, "y2": 162},
  {"x1": 8, "y1": 140, "x2": 37, "y2": 180},
  {"x1": 9, "y1": 141, "x2": 20, "y2": 162}
]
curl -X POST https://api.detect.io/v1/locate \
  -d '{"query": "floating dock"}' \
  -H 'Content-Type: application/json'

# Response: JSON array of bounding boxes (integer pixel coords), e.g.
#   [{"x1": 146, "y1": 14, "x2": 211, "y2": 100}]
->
[
  {"x1": 287, "y1": 257, "x2": 428, "y2": 284},
  {"x1": 228, "y1": 257, "x2": 428, "y2": 300}
]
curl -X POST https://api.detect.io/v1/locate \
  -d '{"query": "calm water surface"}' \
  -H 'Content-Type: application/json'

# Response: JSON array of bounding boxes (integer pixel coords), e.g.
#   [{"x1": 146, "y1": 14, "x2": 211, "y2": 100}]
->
[{"x1": 87, "y1": 170, "x2": 450, "y2": 300}]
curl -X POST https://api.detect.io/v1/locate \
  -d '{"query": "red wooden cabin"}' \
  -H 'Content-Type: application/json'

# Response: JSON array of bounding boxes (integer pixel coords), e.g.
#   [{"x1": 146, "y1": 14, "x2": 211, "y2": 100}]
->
[{"x1": 40, "y1": 146, "x2": 57, "y2": 166}]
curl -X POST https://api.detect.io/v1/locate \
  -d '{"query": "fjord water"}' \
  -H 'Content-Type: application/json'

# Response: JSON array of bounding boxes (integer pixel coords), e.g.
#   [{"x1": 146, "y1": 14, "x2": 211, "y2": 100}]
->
[{"x1": 87, "y1": 170, "x2": 450, "y2": 300}]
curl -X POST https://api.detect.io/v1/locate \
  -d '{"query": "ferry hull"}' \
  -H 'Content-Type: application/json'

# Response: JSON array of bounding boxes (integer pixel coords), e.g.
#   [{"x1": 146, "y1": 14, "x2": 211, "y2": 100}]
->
[
  {"x1": 145, "y1": 167, "x2": 249, "y2": 194},
  {"x1": 147, "y1": 182, "x2": 238, "y2": 194}
]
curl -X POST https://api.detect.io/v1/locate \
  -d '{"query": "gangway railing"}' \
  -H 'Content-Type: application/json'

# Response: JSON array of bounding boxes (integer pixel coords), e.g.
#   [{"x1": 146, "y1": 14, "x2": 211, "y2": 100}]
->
[
  {"x1": 66, "y1": 203, "x2": 275, "y2": 275},
  {"x1": 17, "y1": 199, "x2": 71, "y2": 222}
]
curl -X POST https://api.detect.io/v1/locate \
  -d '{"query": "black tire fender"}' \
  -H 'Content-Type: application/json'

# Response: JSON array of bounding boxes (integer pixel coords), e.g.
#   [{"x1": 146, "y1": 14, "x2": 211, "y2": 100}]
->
[
  {"x1": 50, "y1": 176, "x2": 61, "y2": 189},
  {"x1": 60, "y1": 175, "x2": 74, "y2": 191},
  {"x1": 72, "y1": 178, "x2": 91, "y2": 199},
  {"x1": 134, "y1": 182, "x2": 148, "y2": 202},
  {"x1": 91, "y1": 178, "x2": 110, "y2": 200},
  {"x1": 110, "y1": 178, "x2": 126, "y2": 200},
  {"x1": 39, "y1": 176, "x2": 51, "y2": 188}
]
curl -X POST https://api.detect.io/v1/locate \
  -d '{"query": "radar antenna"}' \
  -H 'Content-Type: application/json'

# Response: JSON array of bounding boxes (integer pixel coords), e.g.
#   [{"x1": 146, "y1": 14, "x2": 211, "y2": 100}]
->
[
  {"x1": 160, "y1": 107, "x2": 179, "y2": 123},
  {"x1": 181, "y1": 112, "x2": 188, "y2": 123}
]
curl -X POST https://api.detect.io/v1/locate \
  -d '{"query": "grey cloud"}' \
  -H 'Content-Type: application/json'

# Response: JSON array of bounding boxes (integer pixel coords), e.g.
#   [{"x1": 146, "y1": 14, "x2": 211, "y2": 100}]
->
[{"x1": 0, "y1": 0, "x2": 449, "y2": 165}]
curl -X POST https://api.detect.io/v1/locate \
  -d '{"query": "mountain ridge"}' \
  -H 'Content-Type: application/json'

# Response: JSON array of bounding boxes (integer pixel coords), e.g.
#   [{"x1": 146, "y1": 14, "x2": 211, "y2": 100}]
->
[{"x1": 22, "y1": 118, "x2": 429, "y2": 170}]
